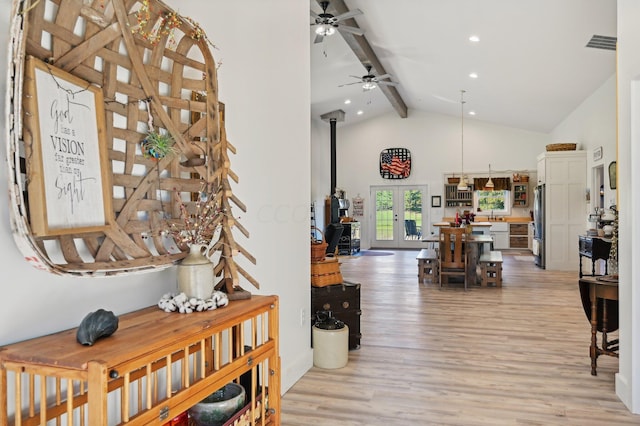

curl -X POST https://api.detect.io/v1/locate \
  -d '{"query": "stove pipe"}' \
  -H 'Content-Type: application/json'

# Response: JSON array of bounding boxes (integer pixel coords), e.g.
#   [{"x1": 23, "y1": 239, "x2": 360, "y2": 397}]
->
[
  {"x1": 320, "y1": 109, "x2": 345, "y2": 197},
  {"x1": 330, "y1": 117, "x2": 337, "y2": 196},
  {"x1": 320, "y1": 110, "x2": 345, "y2": 225}
]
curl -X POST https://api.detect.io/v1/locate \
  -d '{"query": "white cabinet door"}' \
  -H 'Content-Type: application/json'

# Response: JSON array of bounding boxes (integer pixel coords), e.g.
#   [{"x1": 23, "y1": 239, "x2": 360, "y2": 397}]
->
[
  {"x1": 490, "y1": 222, "x2": 509, "y2": 249},
  {"x1": 492, "y1": 232, "x2": 509, "y2": 249}
]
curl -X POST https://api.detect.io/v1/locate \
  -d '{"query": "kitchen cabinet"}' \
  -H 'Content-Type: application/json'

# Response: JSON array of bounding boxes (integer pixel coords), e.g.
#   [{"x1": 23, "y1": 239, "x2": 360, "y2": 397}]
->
[
  {"x1": 0, "y1": 297, "x2": 280, "y2": 425},
  {"x1": 444, "y1": 184, "x2": 474, "y2": 207},
  {"x1": 537, "y1": 150, "x2": 587, "y2": 270},
  {"x1": 509, "y1": 223, "x2": 530, "y2": 248},
  {"x1": 490, "y1": 222, "x2": 509, "y2": 249},
  {"x1": 512, "y1": 182, "x2": 530, "y2": 207}
]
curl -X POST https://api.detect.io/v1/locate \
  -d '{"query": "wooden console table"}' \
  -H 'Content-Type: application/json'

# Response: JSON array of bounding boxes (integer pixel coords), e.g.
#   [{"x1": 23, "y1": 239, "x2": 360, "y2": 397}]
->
[
  {"x1": 579, "y1": 276, "x2": 619, "y2": 376},
  {"x1": 0, "y1": 296, "x2": 280, "y2": 425},
  {"x1": 578, "y1": 235, "x2": 612, "y2": 278}
]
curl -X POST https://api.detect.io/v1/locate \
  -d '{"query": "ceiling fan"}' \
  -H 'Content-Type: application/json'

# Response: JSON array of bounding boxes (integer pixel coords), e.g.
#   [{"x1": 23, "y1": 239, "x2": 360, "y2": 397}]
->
[
  {"x1": 338, "y1": 65, "x2": 399, "y2": 91},
  {"x1": 311, "y1": 1, "x2": 364, "y2": 44}
]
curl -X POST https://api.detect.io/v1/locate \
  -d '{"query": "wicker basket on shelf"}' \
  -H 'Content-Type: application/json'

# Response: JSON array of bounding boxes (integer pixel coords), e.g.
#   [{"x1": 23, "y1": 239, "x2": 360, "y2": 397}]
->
[
  {"x1": 311, "y1": 227, "x2": 328, "y2": 262},
  {"x1": 546, "y1": 143, "x2": 577, "y2": 151}
]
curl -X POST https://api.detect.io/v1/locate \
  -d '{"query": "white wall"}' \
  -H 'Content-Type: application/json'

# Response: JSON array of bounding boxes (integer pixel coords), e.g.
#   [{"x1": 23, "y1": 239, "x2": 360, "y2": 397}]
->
[
  {"x1": 0, "y1": 8, "x2": 176, "y2": 344},
  {"x1": 615, "y1": 0, "x2": 640, "y2": 413},
  {"x1": 551, "y1": 75, "x2": 618, "y2": 212},
  {"x1": 0, "y1": 0, "x2": 311, "y2": 406},
  {"x1": 311, "y1": 110, "x2": 550, "y2": 246}
]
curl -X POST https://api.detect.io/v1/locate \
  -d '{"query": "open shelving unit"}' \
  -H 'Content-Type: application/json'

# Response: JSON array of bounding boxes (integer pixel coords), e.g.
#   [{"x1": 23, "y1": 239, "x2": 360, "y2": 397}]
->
[
  {"x1": 444, "y1": 184, "x2": 474, "y2": 207},
  {"x1": 513, "y1": 182, "x2": 530, "y2": 207}
]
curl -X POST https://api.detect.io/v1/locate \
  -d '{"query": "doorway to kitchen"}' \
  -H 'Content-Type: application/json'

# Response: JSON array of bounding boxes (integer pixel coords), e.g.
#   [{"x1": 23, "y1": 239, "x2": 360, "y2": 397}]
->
[
  {"x1": 593, "y1": 164, "x2": 605, "y2": 209},
  {"x1": 370, "y1": 185, "x2": 428, "y2": 249}
]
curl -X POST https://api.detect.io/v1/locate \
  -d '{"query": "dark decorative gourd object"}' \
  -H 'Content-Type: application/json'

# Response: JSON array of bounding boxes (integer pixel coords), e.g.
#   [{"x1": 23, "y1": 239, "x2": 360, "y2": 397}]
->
[{"x1": 76, "y1": 309, "x2": 119, "y2": 346}]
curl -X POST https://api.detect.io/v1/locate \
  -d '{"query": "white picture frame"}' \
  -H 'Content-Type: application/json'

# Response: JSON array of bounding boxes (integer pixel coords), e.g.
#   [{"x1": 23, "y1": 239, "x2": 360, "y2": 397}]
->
[{"x1": 593, "y1": 146, "x2": 603, "y2": 162}]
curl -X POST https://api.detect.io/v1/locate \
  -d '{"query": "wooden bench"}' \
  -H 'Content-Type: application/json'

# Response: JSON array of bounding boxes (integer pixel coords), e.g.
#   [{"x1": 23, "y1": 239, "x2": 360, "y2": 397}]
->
[
  {"x1": 417, "y1": 248, "x2": 439, "y2": 283},
  {"x1": 479, "y1": 250, "x2": 503, "y2": 287}
]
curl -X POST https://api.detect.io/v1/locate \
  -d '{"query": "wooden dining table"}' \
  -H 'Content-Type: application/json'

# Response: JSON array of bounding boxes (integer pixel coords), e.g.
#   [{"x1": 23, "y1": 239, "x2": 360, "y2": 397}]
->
[{"x1": 423, "y1": 233, "x2": 494, "y2": 285}]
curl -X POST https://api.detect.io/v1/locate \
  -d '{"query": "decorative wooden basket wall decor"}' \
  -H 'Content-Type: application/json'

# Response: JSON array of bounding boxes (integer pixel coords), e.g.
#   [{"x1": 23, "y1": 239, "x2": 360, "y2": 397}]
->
[{"x1": 7, "y1": 0, "x2": 258, "y2": 290}]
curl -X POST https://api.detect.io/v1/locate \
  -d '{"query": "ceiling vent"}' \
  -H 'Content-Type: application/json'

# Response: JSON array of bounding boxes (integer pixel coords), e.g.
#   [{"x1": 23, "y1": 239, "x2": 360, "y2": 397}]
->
[{"x1": 586, "y1": 35, "x2": 617, "y2": 51}]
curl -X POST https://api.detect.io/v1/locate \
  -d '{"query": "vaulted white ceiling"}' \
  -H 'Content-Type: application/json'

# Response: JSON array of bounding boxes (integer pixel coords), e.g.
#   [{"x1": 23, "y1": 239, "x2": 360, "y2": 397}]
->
[{"x1": 310, "y1": 0, "x2": 617, "y2": 133}]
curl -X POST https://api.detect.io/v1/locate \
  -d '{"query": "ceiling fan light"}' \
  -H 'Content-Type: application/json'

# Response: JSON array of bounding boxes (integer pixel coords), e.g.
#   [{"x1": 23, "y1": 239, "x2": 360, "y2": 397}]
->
[
  {"x1": 362, "y1": 81, "x2": 377, "y2": 90},
  {"x1": 315, "y1": 24, "x2": 335, "y2": 37}
]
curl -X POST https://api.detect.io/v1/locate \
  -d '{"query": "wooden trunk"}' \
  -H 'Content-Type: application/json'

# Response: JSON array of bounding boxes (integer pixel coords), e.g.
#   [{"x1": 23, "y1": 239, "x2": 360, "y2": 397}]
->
[{"x1": 311, "y1": 282, "x2": 362, "y2": 350}]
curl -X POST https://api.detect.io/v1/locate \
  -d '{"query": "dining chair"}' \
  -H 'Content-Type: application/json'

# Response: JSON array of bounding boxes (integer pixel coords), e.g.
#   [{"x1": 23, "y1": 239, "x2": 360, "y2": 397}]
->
[{"x1": 438, "y1": 227, "x2": 468, "y2": 290}]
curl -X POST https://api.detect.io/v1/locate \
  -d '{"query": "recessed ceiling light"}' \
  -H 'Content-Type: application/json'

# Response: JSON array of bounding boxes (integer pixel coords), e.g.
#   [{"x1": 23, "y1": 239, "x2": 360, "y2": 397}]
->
[
  {"x1": 357, "y1": 110, "x2": 364, "y2": 115},
  {"x1": 469, "y1": 111, "x2": 476, "y2": 116},
  {"x1": 344, "y1": 99, "x2": 351, "y2": 104},
  {"x1": 469, "y1": 35, "x2": 480, "y2": 42},
  {"x1": 469, "y1": 72, "x2": 478, "y2": 79}
]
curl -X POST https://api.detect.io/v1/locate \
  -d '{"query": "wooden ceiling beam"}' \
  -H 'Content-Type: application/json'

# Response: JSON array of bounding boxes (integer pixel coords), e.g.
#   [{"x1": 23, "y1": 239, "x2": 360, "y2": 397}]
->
[{"x1": 319, "y1": 0, "x2": 408, "y2": 118}]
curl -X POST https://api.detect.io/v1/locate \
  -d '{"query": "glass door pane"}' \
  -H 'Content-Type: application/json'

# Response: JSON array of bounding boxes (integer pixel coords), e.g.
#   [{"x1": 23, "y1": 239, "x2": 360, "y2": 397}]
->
[
  {"x1": 371, "y1": 185, "x2": 427, "y2": 248},
  {"x1": 403, "y1": 188, "x2": 423, "y2": 241},
  {"x1": 374, "y1": 188, "x2": 394, "y2": 242}
]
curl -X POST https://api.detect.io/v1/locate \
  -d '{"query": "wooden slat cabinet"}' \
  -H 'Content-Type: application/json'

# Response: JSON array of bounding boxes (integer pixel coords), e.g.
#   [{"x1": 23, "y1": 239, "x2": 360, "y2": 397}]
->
[
  {"x1": 509, "y1": 223, "x2": 529, "y2": 249},
  {"x1": 0, "y1": 296, "x2": 280, "y2": 426}
]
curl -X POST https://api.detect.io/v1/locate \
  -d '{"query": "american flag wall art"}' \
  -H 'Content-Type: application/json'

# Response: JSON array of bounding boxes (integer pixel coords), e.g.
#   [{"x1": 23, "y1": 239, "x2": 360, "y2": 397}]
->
[{"x1": 380, "y1": 148, "x2": 411, "y2": 179}]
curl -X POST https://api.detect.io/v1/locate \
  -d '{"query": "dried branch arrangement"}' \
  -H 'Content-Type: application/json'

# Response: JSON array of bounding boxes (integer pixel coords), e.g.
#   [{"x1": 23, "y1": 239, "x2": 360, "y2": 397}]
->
[{"x1": 7, "y1": 0, "x2": 258, "y2": 291}]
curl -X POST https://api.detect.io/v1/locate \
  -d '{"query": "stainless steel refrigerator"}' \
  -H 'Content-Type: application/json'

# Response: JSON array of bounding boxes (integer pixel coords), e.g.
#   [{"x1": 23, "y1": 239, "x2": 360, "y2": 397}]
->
[{"x1": 533, "y1": 184, "x2": 545, "y2": 268}]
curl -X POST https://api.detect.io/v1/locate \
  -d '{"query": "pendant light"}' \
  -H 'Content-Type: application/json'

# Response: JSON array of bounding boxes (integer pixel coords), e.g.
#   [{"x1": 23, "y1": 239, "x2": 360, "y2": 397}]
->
[
  {"x1": 457, "y1": 90, "x2": 469, "y2": 191},
  {"x1": 485, "y1": 164, "x2": 495, "y2": 189}
]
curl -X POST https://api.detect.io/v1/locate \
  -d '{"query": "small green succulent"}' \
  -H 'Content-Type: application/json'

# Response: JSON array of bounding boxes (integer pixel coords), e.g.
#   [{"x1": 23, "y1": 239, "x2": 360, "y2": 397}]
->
[{"x1": 141, "y1": 130, "x2": 177, "y2": 160}]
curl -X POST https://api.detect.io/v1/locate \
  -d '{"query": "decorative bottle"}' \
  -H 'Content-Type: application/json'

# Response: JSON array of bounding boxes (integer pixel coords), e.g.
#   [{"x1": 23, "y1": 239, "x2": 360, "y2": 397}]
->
[{"x1": 177, "y1": 244, "x2": 215, "y2": 299}]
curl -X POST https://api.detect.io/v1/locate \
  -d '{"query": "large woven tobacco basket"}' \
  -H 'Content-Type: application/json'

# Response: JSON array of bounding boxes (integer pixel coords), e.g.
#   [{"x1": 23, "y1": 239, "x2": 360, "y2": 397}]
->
[{"x1": 7, "y1": 0, "x2": 258, "y2": 290}]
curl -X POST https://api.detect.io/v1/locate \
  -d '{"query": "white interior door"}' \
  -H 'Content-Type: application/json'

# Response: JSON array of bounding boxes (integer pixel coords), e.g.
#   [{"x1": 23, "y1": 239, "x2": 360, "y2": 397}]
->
[{"x1": 370, "y1": 185, "x2": 428, "y2": 249}]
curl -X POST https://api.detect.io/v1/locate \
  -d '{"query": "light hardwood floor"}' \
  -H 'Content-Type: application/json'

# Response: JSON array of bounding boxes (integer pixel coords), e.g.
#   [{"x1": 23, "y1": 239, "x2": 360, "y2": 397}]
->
[{"x1": 281, "y1": 250, "x2": 639, "y2": 425}]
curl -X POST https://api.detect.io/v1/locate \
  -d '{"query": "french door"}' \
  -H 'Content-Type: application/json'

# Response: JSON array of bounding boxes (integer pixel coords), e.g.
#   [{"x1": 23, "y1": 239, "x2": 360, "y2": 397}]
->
[{"x1": 370, "y1": 185, "x2": 428, "y2": 249}]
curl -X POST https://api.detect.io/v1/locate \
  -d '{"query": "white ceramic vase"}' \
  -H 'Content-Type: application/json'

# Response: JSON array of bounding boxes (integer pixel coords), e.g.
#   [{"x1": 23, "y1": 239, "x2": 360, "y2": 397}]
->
[{"x1": 177, "y1": 244, "x2": 214, "y2": 299}]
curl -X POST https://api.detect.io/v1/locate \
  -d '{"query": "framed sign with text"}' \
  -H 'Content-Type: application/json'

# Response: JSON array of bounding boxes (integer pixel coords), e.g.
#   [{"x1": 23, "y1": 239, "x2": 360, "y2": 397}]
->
[{"x1": 24, "y1": 56, "x2": 113, "y2": 236}]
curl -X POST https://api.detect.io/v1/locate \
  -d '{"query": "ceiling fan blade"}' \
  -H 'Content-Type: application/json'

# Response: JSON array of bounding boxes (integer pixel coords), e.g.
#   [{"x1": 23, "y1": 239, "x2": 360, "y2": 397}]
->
[
  {"x1": 432, "y1": 94, "x2": 458, "y2": 104},
  {"x1": 337, "y1": 25, "x2": 364, "y2": 36},
  {"x1": 338, "y1": 82, "x2": 362, "y2": 87},
  {"x1": 375, "y1": 74, "x2": 393, "y2": 81},
  {"x1": 348, "y1": 75, "x2": 363, "y2": 79},
  {"x1": 314, "y1": 33, "x2": 324, "y2": 44},
  {"x1": 334, "y1": 9, "x2": 363, "y2": 21}
]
